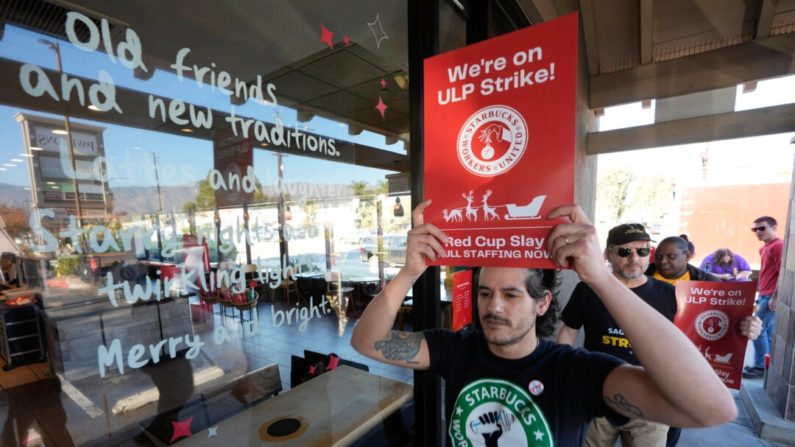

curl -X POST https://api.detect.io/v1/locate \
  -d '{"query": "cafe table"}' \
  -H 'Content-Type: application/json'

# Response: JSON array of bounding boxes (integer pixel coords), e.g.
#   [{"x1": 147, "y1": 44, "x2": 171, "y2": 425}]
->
[{"x1": 177, "y1": 365, "x2": 414, "y2": 446}]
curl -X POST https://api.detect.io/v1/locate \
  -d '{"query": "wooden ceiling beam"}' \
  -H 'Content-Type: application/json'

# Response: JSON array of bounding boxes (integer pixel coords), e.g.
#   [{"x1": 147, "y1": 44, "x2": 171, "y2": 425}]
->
[
  {"x1": 579, "y1": 0, "x2": 600, "y2": 76},
  {"x1": 640, "y1": 0, "x2": 653, "y2": 65},
  {"x1": 590, "y1": 32, "x2": 795, "y2": 109},
  {"x1": 755, "y1": 0, "x2": 777, "y2": 40},
  {"x1": 515, "y1": 0, "x2": 558, "y2": 24},
  {"x1": 587, "y1": 102, "x2": 795, "y2": 155}
]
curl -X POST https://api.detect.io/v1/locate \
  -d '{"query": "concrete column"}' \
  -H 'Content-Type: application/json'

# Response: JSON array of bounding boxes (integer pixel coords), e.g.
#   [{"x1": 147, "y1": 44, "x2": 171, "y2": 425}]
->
[
  {"x1": 765, "y1": 157, "x2": 795, "y2": 419},
  {"x1": 552, "y1": 13, "x2": 598, "y2": 339}
]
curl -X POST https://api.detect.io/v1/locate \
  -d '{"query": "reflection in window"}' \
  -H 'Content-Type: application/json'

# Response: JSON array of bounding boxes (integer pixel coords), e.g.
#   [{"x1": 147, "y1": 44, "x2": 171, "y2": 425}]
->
[{"x1": 0, "y1": 1, "x2": 415, "y2": 445}]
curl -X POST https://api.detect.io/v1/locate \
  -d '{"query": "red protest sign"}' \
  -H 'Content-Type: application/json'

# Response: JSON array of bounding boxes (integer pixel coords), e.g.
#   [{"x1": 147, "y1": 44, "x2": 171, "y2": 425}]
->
[
  {"x1": 452, "y1": 269, "x2": 473, "y2": 331},
  {"x1": 423, "y1": 14, "x2": 578, "y2": 268},
  {"x1": 674, "y1": 280, "x2": 757, "y2": 390}
]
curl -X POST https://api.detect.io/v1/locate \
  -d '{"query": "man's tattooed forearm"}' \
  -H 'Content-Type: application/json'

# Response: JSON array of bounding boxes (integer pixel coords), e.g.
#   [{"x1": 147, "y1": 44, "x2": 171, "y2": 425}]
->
[
  {"x1": 374, "y1": 332, "x2": 424, "y2": 364},
  {"x1": 604, "y1": 394, "x2": 644, "y2": 417}
]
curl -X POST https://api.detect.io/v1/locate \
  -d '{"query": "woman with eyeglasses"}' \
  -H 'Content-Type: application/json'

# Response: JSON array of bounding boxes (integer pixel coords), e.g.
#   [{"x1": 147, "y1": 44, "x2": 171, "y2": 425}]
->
[{"x1": 699, "y1": 248, "x2": 752, "y2": 282}]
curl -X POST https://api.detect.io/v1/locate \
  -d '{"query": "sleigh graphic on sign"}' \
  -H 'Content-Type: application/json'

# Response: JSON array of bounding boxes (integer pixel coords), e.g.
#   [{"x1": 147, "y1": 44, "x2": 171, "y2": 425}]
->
[
  {"x1": 504, "y1": 195, "x2": 546, "y2": 220},
  {"x1": 446, "y1": 192, "x2": 547, "y2": 222},
  {"x1": 699, "y1": 346, "x2": 734, "y2": 364}
]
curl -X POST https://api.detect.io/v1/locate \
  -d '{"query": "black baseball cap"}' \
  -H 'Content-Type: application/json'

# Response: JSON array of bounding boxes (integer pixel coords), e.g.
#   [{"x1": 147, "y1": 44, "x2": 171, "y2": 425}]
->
[{"x1": 607, "y1": 224, "x2": 651, "y2": 246}]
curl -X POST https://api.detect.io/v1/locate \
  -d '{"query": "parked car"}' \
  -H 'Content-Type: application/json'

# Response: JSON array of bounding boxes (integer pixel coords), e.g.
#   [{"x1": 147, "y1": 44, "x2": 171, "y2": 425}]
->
[
  {"x1": 359, "y1": 235, "x2": 407, "y2": 266},
  {"x1": 337, "y1": 228, "x2": 373, "y2": 246}
]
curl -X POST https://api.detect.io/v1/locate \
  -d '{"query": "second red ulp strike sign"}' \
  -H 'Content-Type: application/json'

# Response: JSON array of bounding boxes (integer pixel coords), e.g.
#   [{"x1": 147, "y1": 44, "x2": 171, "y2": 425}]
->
[{"x1": 423, "y1": 14, "x2": 578, "y2": 268}]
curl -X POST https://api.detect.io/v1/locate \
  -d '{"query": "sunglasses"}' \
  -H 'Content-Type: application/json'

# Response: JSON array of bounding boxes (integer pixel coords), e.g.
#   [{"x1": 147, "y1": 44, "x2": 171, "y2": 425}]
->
[
  {"x1": 751, "y1": 226, "x2": 769, "y2": 233},
  {"x1": 609, "y1": 247, "x2": 651, "y2": 257}
]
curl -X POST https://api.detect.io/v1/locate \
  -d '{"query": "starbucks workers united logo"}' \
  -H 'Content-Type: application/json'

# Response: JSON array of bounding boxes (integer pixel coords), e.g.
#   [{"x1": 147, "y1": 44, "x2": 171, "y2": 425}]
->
[
  {"x1": 449, "y1": 379, "x2": 553, "y2": 447},
  {"x1": 457, "y1": 105, "x2": 528, "y2": 177}
]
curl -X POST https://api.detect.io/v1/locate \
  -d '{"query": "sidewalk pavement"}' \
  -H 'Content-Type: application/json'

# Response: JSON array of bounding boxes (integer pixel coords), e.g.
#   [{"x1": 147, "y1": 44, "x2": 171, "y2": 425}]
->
[
  {"x1": 678, "y1": 384, "x2": 789, "y2": 447},
  {"x1": 676, "y1": 339, "x2": 786, "y2": 446}
]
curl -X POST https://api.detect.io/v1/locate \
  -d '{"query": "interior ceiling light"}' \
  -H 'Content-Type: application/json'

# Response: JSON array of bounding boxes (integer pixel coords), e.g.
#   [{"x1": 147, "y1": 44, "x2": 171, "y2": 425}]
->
[
  {"x1": 3, "y1": 163, "x2": 16, "y2": 167},
  {"x1": 30, "y1": 147, "x2": 43, "y2": 151},
  {"x1": 52, "y1": 186, "x2": 60, "y2": 189},
  {"x1": 0, "y1": 168, "x2": 6, "y2": 171},
  {"x1": 88, "y1": 105, "x2": 101, "y2": 111},
  {"x1": 24, "y1": 187, "x2": 30, "y2": 190},
  {"x1": 52, "y1": 129, "x2": 67, "y2": 134},
  {"x1": 260, "y1": 142, "x2": 269, "y2": 146},
  {"x1": 393, "y1": 74, "x2": 409, "y2": 89},
  {"x1": 47, "y1": 182, "x2": 55, "y2": 184},
  {"x1": 20, "y1": 154, "x2": 33, "y2": 157},
  {"x1": 181, "y1": 128, "x2": 194, "y2": 132},
  {"x1": 11, "y1": 159, "x2": 23, "y2": 162}
]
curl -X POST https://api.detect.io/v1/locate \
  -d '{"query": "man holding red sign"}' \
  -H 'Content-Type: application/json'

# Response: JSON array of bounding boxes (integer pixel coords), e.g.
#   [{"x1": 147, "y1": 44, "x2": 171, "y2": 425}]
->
[
  {"x1": 352, "y1": 202, "x2": 737, "y2": 446},
  {"x1": 557, "y1": 224, "x2": 676, "y2": 446}
]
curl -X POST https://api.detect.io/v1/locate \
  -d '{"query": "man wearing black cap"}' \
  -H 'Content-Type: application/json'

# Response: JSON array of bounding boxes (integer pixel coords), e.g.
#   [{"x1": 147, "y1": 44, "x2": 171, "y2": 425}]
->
[{"x1": 558, "y1": 223, "x2": 676, "y2": 447}]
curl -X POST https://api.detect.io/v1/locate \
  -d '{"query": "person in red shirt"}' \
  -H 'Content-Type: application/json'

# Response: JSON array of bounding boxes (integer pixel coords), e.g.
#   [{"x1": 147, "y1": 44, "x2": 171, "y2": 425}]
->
[{"x1": 744, "y1": 216, "x2": 784, "y2": 378}]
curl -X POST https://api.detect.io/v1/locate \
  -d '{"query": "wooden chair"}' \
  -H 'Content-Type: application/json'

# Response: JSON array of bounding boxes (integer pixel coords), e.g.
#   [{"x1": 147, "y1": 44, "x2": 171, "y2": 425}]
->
[{"x1": 278, "y1": 277, "x2": 300, "y2": 306}]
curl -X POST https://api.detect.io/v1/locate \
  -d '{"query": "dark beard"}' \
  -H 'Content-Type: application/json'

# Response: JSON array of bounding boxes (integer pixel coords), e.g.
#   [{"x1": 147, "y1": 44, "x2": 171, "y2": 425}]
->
[{"x1": 484, "y1": 317, "x2": 536, "y2": 347}]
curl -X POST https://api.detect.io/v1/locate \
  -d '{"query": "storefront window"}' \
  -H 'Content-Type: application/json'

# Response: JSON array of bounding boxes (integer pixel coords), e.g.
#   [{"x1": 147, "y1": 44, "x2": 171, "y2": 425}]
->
[{"x1": 0, "y1": 1, "x2": 414, "y2": 445}]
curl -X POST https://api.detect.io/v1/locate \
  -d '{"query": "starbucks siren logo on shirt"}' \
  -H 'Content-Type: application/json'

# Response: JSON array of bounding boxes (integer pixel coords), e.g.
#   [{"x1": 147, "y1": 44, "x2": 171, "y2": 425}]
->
[{"x1": 449, "y1": 378, "x2": 553, "y2": 447}]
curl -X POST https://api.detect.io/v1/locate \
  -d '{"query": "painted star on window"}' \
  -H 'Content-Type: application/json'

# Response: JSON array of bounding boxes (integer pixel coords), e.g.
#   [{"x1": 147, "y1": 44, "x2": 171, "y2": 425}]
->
[
  {"x1": 375, "y1": 97, "x2": 388, "y2": 118},
  {"x1": 344, "y1": 36, "x2": 351, "y2": 45},
  {"x1": 309, "y1": 365, "x2": 317, "y2": 374},
  {"x1": 534, "y1": 429, "x2": 545, "y2": 441},
  {"x1": 328, "y1": 354, "x2": 341, "y2": 372},
  {"x1": 380, "y1": 78, "x2": 386, "y2": 88},
  {"x1": 367, "y1": 14, "x2": 389, "y2": 48},
  {"x1": 208, "y1": 426, "x2": 218, "y2": 438},
  {"x1": 320, "y1": 24, "x2": 334, "y2": 49},
  {"x1": 170, "y1": 416, "x2": 194, "y2": 442}
]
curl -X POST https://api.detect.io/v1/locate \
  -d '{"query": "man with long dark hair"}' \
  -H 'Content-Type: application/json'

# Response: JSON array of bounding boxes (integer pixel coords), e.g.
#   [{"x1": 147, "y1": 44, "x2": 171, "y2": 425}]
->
[
  {"x1": 700, "y1": 248, "x2": 752, "y2": 282},
  {"x1": 351, "y1": 202, "x2": 737, "y2": 446}
]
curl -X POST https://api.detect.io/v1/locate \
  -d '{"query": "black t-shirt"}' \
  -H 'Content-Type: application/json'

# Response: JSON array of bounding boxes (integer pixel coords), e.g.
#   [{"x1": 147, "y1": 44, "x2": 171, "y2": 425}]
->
[
  {"x1": 424, "y1": 329, "x2": 627, "y2": 447},
  {"x1": 560, "y1": 276, "x2": 676, "y2": 365}
]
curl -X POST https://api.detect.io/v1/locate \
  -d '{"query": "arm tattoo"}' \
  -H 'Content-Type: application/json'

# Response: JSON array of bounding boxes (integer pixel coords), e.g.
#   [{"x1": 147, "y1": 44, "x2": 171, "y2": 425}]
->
[
  {"x1": 604, "y1": 394, "x2": 644, "y2": 417},
  {"x1": 374, "y1": 332, "x2": 424, "y2": 364}
]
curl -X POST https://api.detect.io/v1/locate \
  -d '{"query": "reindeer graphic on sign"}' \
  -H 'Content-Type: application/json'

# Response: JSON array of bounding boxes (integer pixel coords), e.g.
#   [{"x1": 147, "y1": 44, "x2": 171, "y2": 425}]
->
[{"x1": 449, "y1": 191, "x2": 547, "y2": 223}]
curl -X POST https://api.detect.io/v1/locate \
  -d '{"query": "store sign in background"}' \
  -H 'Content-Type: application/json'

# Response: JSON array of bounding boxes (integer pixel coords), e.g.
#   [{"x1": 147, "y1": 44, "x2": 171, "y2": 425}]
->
[
  {"x1": 39, "y1": 156, "x2": 101, "y2": 181},
  {"x1": 33, "y1": 126, "x2": 100, "y2": 156},
  {"x1": 674, "y1": 280, "x2": 757, "y2": 390},
  {"x1": 423, "y1": 13, "x2": 578, "y2": 268}
]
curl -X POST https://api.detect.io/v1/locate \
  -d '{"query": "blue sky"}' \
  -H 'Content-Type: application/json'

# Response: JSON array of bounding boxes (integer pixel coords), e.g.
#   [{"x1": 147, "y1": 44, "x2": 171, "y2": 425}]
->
[{"x1": 0, "y1": 25, "x2": 399, "y2": 188}]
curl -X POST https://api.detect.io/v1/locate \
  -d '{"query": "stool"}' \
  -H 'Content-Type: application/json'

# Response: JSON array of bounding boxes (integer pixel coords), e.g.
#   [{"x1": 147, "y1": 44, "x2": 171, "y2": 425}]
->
[{"x1": 325, "y1": 271, "x2": 353, "y2": 317}]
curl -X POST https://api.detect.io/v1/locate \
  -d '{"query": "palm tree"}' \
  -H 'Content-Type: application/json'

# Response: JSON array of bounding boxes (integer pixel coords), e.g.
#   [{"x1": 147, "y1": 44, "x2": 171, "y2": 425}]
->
[{"x1": 350, "y1": 180, "x2": 369, "y2": 197}]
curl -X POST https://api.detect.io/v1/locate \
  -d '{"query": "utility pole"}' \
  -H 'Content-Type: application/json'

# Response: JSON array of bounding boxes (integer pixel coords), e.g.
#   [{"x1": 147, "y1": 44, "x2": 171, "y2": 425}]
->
[
  {"x1": 152, "y1": 152, "x2": 164, "y2": 212},
  {"x1": 151, "y1": 151, "x2": 164, "y2": 257}
]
